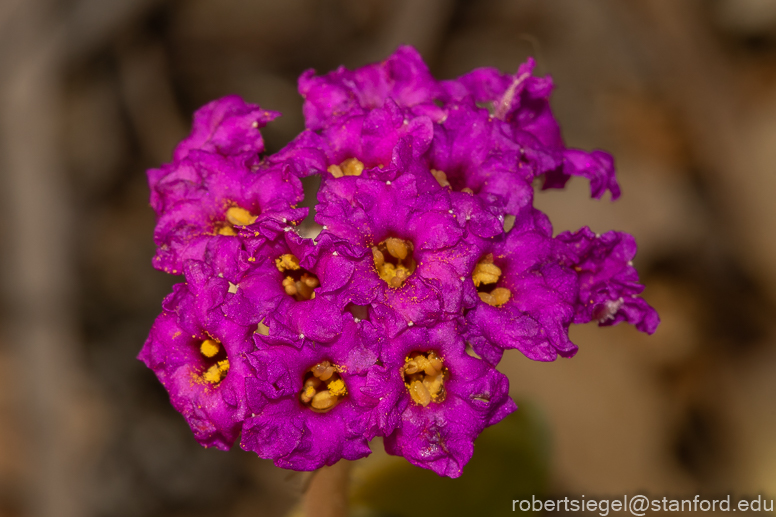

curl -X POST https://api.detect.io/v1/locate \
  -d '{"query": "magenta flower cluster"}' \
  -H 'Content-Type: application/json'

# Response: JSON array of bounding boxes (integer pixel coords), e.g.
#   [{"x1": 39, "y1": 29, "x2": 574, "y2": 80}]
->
[{"x1": 140, "y1": 46, "x2": 659, "y2": 478}]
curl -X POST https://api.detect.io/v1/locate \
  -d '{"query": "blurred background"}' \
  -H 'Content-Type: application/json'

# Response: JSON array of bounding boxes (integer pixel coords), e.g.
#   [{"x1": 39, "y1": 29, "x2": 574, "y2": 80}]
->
[{"x1": 2, "y1": 0, "x2": 776, "y2": 516}]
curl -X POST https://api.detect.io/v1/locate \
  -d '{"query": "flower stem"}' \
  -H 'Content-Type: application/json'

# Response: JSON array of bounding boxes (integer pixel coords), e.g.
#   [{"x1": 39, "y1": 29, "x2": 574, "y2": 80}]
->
[{"x1": 305, "y1": 461, "x2": 351, "y2": 517}]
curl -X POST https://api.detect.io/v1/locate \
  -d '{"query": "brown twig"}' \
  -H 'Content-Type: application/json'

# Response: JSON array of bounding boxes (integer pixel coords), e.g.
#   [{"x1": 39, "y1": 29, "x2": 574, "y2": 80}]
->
[{"x1": 304, "y1": 461, "x2": 352, "y2": 517}]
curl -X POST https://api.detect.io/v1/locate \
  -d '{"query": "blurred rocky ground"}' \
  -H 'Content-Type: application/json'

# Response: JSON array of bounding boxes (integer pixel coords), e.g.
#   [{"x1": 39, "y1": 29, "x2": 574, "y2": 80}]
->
[{"x1": 2, "y1": 0, "x2": 776, "y2": 516}]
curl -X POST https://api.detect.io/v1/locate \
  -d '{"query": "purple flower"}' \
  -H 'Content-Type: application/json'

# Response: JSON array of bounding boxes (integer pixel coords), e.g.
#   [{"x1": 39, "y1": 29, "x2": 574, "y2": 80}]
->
[
  {"x1": 558, "y1": 227, "x2": 659, "y2": 334},
  {"x1": 240, "y1": 315, "x2": 383, "y2": 470},
  {"x1": 299, "y1": 45, "x2": 442, "y2": 131},
  {"x1": 316, "y1": 171, "x2": 486, "y2": 333},
  {"x1": 265, "y1": 129, "x2": 329, "y2": 178},
  {"x1": 317, "y1": 101, "x2": 434, "y2": 175},
  {"x1": 464, "y1": 208, "x2": 579, "y2": 365},
  {"x1": 150, "y1": 152, "x2": 304, "y2": 274},
  {"x1": 427, "y1": 100, "x2": 555, "y2": 215},
  {"x1": 173, "y1": 95, "x2": 280, "y2": 163},
  {"x1": 377, "y1": 321, "x2": 516, "y2": 478},
  {"x1": 222, "y1": 229, "x2": 348, "y2": 345},
  {"x1": 138, "y1": 280, "x2": 254, "y2": 450},
  {"x1": 440, "y1": 58, "x2": 620, "y2": 200},
  {"x1": 301, "y1": 47, "x2": 618, "y2": 202},
  {"x1": 141, "y1": 45, "x2": 660, "y2": 477}
]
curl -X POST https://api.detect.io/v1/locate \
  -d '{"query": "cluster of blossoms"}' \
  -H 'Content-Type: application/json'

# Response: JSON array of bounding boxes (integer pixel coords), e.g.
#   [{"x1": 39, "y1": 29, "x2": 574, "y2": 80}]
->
[{"x1": 140, "y1": 46, "x2": 659, "y2": 478}]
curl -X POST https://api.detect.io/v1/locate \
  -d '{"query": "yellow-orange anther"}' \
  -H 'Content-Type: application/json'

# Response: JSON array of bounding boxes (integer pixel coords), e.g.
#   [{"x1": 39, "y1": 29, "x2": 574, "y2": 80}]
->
[
  {"x1": 473, "y1": 254, "x2": 511, "y2": 306},
  {"x1": 300, "y1": 385, "x2": 316, "y2": 404},
  {"x1": 327, "y1": 164, "x2": 344, "y2": 178},
  {"x1": 372, "y1": 248, "x2": 385, "y2": 268},
  {"x1": 311, "y1": 391, "x2": 338, "y2": 410},
  {"x1": 372, "y1": 238, "x2": 416, "y2": 288},
  {"x1": 430, "y1": 169, "x2": 451, "y2": 188},
  {"x1": 327, "y1": 378, "x2": 347, "y2": 397},
  {"x1": 200, "y1": 339, "x2": 220, "y2": 358},
  {"x1": 282, "y1": 277, "x2": 297, "y2": 296},
  {"x1": 341, "y1": 158, "x2": 364, "y2": 176},
  {"x1": 422, "y1": 374, "x2": 443, "y2": 398},
  {"x1": 403, "y1": 359, "x2": 420, "y2": 375},
  {"x1": 472, "y1": 262, "x2": 502, "y2": 287},
  {"x1": 225, "y1": 206, "x2": 258, "y2": 227},
  {"x1": 296, "y1": 273, "x2": 319, "y2": 300},
  {"x1": 427, "y1": 352, "x2": 443, "y2": 373},
  {"x1": 409, "y1": 380, "x2": 432, "y2": 406},
  {"x1": 327, "y1": 158, "x2": 364, "y2": 178},
  {"x1": 275, "y1": 254, "x2": 300, "y2": 272},
  {"x1": 403, "y1": 351, "x2": 446, "y2": 407},
  {"x1": 300, "y1": 361, "x2": 347, "y2": 412},
  {"x1": 276, "y1": 254, "x2": 319, "y2": 300},
  {"x1": 217, "y1": 225, "x2": 238, "y2": 236},
  {"x1": 389, "y1": 267, "x2": 410, "y2": 288},
  {"x1": 203, "y1": 359, "x2": 230, "y2": 384},
  {"x1": 384, "y1": 237, "x2": 409, "y2": 260},
  {"x1": 312, "y1": 361, "x2": 335, "y2": 381},
  {"x1": 478, "y1": 287, "x2": 511, "y2": 307}
]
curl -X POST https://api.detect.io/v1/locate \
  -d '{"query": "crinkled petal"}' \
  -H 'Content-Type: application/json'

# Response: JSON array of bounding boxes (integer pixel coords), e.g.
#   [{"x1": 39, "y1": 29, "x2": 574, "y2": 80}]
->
[
  {"x1": 465, "y1": 214, "x2": 578, "y2": 363},
  {"x1": 150, "y1": 152, "x2": 304, "y2": 273},
  {"x1": 379, "y1": 322, "x2": 516, "y2": 478},
  {"x1": 300, "y1": 45, "x2": 440, "y2": 130},
  {"x1": 139, "y1": 288, "x2": 254, "y2": 450},
  {"x1": 241, "y1": 316, "x2": 384, "y2": 469},
  {"x1": 173, "y1": 95, "x2": 280, "y2": 162},
  {"x1": 558, "y1": 227, "x2": 659, "y2": 333}
]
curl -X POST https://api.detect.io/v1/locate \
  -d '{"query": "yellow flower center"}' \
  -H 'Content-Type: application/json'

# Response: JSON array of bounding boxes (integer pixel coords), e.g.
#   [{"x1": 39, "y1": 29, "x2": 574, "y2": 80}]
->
[
  {"x1": 473, "y1": 253, "x2": 511, "y2": 307},
  {"x1": 275, "y1": 253, "x2": 320, "y2": 301},
  {"x1": 299, "y1": 360, "x2": 347, "y2": 412},
  {"x1": 372, "y1": 237, "x2": 416, "y2": 288},
  {"x1": 430, "y1": 168, "x2": 473, "y2": 194},
  {"x1": 198, "y1": 338, "x2": 229, "y2": 384},
  {"x1": 215, "y1": 206, "x2": 258, "y2": 236},
  {"x1": 327, "y1": 157, "x2": 364, "y2": 178},
  {"x1": 403, "y1": 351, "x2": 447, "y2": 407}
]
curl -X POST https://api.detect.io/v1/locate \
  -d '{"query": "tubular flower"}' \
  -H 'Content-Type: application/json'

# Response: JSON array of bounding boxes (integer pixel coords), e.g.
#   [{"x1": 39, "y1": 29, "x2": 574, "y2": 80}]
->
[
  {"x1": 316, "y1": 169, "x2": 487, "y2": 332},
  {"x1": 141, "y1": 45, "x2": 659, "y2": 479},
  {"x1": 317, "y1": 101, "x2": 434, "y2": 178},
  {"x1": 463, "y1": 208, "x2": 579, "y2": 365},
  {"x1": 139, "y1": 282, "x2": 254, "y2": 450},
  {"x1": 240, "y1": 315, "x2": 383, "y2": 470},
  {"x1": 150, "y1": 153, "x2": 304, "y2": 274},
  {"x1": 172, "y1": 94, "x2": 280, "y2": 163},
  {"x1": 426, "y1": 100, "x2": 555, "y2": 216},
  {"x1": 148, "y1": 95, "x2": 280, "y2": 212},
  {"x1": 299, "y1": 45, "x2": 443, "y2": 131},
  {"x1": 438, "y1": 58, "x2": 620, "y2": 199},
  {"x1": 557, "y1": 227, "x2": 660, "y2": 334},
  {"x1": 378, "y1": 321, "x2": 517, "y2": 478}
]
